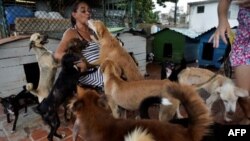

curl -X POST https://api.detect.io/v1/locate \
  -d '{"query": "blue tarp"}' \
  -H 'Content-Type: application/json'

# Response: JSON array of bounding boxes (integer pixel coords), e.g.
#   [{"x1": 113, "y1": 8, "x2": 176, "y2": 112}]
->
[{"x1": 5, "y1": 6, "x2": 33, "y2": 25}]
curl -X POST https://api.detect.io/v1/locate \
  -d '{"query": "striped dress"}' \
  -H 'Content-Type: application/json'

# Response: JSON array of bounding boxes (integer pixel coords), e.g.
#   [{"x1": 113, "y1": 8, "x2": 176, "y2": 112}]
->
[{"x1": 78, "y1": 41, "x2": 103, "y2": 87}]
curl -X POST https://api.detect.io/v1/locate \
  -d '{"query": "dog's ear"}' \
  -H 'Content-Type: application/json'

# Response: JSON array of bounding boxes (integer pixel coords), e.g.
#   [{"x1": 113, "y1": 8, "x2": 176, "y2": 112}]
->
[
  {"x1": 97, "y1": 95, "x2": 110, "y2": 110},
  {"x1": 76, "y1": 85, "x2": 86, "y2": 98},
  {"x1": 97, "y1": 20, "x2": 108, "y2": 39},
  {"x1": 112, "y1": 62, "x2": 122, "y2": 77},
  {"x1": 29, "y1": 41, "x2": 35, "y2": 51},
  {"x1": 234, "y1": 87, "x2": 249, "y2": 97},
  {"x1": 72, "y1": 100, "x2": 84, "y2": 112}
]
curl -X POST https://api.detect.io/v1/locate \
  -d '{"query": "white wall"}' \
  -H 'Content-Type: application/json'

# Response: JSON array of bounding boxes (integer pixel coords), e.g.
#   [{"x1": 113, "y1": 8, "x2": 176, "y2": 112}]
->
[
  {"x1": 189, "y1": 1, "x2": 239, "y2": 32},
  {"x1": 118, "y1": 33, "x2": 147, "y2": 75}
]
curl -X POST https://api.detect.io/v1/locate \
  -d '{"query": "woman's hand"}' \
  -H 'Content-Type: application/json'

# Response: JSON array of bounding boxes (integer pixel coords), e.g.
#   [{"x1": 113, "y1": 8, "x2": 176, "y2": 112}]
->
[
  {"x1": 235, "y1": 0, "x2": 250, "y2": 8},
  {"x1": 209, "y1": 20, "x2": 231, "y2": 48},
  {"x1": 74, "y1": 59, "x2": 88, "y2": 72}
]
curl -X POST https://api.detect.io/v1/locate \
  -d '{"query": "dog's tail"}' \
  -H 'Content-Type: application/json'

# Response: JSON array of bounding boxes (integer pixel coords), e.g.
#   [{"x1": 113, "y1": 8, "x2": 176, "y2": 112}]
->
[
  {"x1": 25, "y1": 83, "x2": 38, "y2": 96},
  {"x1": 124, "y1": 127, "x2": 155, "y2": 141},
  {"x1": 166, "y1": 82, "x2": 213, "y2": 141},
  {"x1": 26, "y1": 83, "x2": 34, "y2": 91},
  {"x1": 139, "y1": 96, "x2": 172, "y2": 119}
]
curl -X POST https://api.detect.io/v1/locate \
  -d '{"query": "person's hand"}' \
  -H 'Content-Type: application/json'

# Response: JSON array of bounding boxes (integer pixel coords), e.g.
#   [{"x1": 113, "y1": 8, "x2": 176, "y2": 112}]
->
[
  {"x1": 235, "y1": 0, "x2": 250, "y2": 8},
  {"x1": 74, "y1": 60, "x2": 88, "y2": 72},
  {"x1": 209, "y1": 20, "x2": 231, "y2": 48}
]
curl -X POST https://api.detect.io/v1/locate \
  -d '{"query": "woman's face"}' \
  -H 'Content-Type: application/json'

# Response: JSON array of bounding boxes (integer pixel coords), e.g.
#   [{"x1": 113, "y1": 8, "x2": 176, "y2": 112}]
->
[{"x1": 72, "y1": 3, "x2": 91, "y2": 25}]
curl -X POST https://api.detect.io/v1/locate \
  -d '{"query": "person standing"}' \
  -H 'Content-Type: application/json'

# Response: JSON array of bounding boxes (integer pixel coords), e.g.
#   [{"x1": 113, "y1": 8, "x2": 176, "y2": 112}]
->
[
  {"x1": 54, "y1": 1, "x2": 103, "y2": 91},
  {"x1": 209, "y1": 0, "x2": 250, "y2": 123}
]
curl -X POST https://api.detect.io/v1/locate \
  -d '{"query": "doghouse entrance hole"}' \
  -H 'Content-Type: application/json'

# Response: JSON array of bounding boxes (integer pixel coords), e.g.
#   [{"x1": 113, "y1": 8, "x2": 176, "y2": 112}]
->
[
  {"x1": 202, "y1": 42, "x2": 214, "y2": 61},
  {"x1": 23, "y1": 63, "x2": 39, "y2": 89},
  {"x1": 163, "y1": 43, "x2": 172, "y2": 58}
]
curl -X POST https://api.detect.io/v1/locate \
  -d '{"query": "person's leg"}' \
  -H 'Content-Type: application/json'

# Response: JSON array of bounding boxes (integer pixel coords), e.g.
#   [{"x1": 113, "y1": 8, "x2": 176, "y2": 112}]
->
[{"x1": 234, "y1": 65, "x2": 250, "y2": 121}]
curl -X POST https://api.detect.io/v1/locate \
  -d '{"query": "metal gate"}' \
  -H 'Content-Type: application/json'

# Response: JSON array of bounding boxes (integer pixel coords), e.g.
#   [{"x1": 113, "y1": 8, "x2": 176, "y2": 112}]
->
[{"x1": 0, "y1": 0, "x2": 134, "y2": 39}]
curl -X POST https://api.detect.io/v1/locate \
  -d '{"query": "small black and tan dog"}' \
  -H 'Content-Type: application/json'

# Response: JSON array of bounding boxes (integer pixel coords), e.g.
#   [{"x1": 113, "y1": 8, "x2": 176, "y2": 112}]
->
[
  {"x1": 37, "y1": 53, "x2": 89, "y2": 141},
  {"x1": 161, "y1": 58, "x2": 187, "y2": 81},
  {"x1": 0, "y1": 86, "x2": 38, "y2": 133}
]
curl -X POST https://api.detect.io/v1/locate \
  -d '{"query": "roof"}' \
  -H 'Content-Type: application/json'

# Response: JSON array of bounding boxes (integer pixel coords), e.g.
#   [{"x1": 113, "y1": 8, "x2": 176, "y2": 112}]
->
[
  {"x1": 169, "y1": 27, "x2": 203, "y2": 39},
  {"x1": 188, "y1": 0, "x2": 218, "y2": 6},
  {"x1": 0, "y1": 35, "x2": 30, "y2": 45},
  {"x1": 149, "y1": 27, "x2": 216, "y2": 39}
]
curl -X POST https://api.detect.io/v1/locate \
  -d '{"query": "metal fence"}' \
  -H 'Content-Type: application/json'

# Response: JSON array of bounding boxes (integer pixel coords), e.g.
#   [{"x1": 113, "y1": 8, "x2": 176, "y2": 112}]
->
[{"x1": 0, "y1": 0, "x2": 130, "y2": 39}]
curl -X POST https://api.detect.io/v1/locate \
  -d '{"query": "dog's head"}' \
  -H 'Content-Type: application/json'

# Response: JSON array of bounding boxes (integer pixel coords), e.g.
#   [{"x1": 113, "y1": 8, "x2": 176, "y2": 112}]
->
[
  {"x1": 87, "y1": 19, "x2": 109, "y2": 41},
  {"x1": 70, "y1": 87, "x2": 110, "y2": 117},
  {"x1": 100, "y1": 59, "x2": 122, "y2": 78},
  {"x1": 162, "y1": 61, "x2": 175, "y2": 78},
  {"x1": 216, "y1": 80, "x2": 249, "y2": 114},
  {"x1": 29, "y1": 33, "x2": 49, "y2": 50},
  {"x1": 0, "y1": 95, "x2": 16, "y2": 115},
  {"x1": 67, "y1": 38, "x2": 88, "y2": 55},
  {"x1": 61, "y1": 53, "x2": 88, "y2": 72}
]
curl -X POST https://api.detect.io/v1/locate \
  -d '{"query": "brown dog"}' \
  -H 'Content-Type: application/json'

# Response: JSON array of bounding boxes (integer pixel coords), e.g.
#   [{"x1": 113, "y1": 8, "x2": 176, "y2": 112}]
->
[
  {"x1": 178, "y1": 67, "x2": 249, "y2": 122},
  {"x1": 70, "y1": 84, "x2": 212, "y2": 141},
  {"x1": 87, "y1": 19, "x2": 144, "y2": 81},
  {"x1": 100, "y1": 60, "x2": 185, "y2": 121}
]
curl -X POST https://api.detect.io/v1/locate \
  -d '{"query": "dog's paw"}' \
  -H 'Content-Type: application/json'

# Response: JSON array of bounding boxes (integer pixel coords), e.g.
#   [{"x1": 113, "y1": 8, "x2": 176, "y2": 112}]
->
[{"x1": 11, "y1": 130, "x2": 15, "y2": 134}]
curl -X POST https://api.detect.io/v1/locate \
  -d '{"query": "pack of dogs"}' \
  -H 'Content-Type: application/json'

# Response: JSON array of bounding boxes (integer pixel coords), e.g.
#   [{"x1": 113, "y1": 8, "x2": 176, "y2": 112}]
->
[{"x1": 0, "y1": 19, "x2": 249, "y2": 141}]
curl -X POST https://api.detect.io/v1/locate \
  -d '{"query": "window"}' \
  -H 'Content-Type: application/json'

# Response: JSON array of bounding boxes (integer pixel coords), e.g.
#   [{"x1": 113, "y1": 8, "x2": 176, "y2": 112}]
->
[{"x1": 197, "y1": 6, "x2": 204, "y2": 13}]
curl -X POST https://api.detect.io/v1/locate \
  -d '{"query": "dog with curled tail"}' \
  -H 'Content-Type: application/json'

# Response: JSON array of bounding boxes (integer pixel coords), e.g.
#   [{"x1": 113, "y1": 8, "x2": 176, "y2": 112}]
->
[{"x1": 70, "y1": 84, "x2": 212, "y2": 141}]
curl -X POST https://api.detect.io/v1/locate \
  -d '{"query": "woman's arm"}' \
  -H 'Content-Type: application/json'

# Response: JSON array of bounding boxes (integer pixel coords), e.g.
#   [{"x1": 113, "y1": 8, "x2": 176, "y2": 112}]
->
[
  {"x1": 209, "y1": 0, "x2": 232, "y2": 48},
  {"x1": 54, "y1": 29, "x2": 77, "y2": 62}
]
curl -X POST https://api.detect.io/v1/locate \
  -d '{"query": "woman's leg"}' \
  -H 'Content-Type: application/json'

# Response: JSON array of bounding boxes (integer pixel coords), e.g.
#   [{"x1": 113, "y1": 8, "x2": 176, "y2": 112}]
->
[{"x1": 234, "y1": 65, "x2": 250, "y2": 121}]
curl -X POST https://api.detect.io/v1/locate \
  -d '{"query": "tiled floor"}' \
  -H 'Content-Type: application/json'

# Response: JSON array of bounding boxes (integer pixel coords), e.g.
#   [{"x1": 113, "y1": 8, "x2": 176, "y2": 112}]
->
[{"x1": 0, "y1": 62, "x2": 248, "y2": 141}]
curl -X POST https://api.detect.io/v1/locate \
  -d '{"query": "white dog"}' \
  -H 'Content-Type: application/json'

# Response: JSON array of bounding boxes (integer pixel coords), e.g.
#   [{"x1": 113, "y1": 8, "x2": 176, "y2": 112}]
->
[{"x1": 178, "y1": 67, "x2": 249, "y2": 122}]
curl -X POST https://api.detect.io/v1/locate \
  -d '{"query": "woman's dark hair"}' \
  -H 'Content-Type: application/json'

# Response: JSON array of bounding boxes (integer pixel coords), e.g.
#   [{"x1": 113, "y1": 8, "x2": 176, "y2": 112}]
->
[{"x1": 70, "y1": 1, "x2": 89, "y2": 27}]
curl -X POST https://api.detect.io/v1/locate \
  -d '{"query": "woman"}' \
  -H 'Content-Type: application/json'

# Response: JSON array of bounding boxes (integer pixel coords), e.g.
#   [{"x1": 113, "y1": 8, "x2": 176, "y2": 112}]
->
[
  {"x1": 209, "y1": 0, "x2": 250, "y2": 123},
  {"x1": 54, "y1": 1, "x2": 103, "y2": 90}
]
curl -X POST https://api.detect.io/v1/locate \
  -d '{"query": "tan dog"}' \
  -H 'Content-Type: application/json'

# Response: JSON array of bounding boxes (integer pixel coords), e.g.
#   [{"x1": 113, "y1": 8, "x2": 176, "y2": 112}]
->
[
  {"x1": 70, "y1": 85, "x2": 212, "y2": 141},
  {"x1": 87, "y1": 19, "x2": 144, "y2": 81},
  {"x1": 178, "y1": 67, "x2": 249, "y2": 122},
  {"x1": 27, "y1": 33, "x2": 58, "y2": 102},
  {"x1": 100, "y1": 59, "x2": 184, "y2": 121}
]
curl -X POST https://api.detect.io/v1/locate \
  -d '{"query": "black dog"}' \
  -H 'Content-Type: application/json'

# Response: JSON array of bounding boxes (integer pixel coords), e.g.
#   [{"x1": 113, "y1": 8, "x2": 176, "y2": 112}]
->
[
  {"x1": 0, "y1": 86, "x2": 38, "y2": 133},
  {"x1": 161, "y1": 58, "x2": 187, "y2": 81},
  {"x1": 37, "y1": 53, "x2": 87, "y2": 141}
]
